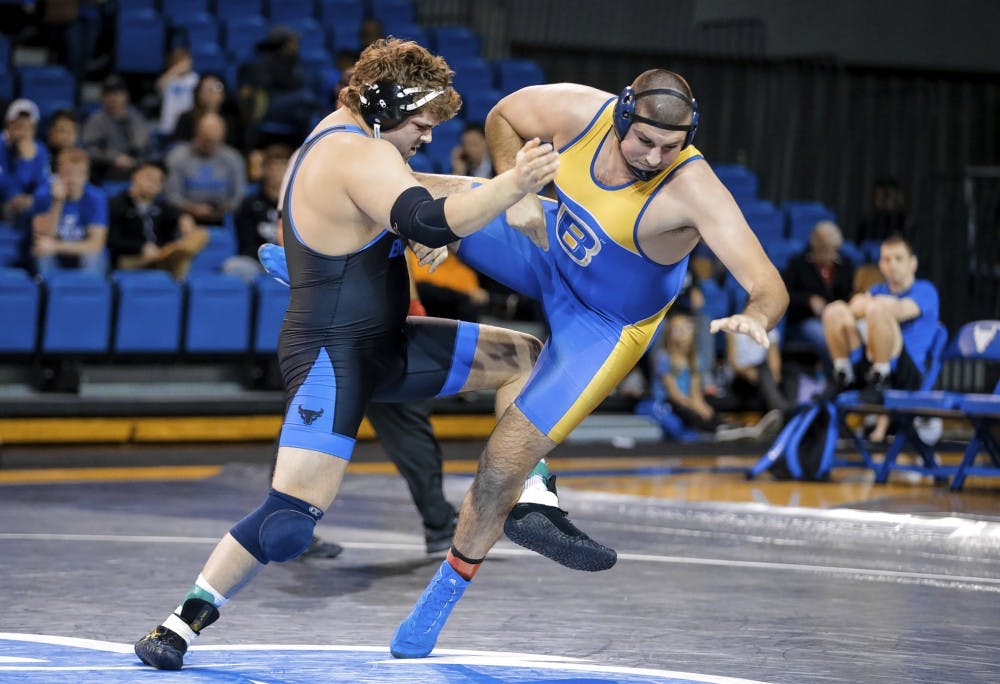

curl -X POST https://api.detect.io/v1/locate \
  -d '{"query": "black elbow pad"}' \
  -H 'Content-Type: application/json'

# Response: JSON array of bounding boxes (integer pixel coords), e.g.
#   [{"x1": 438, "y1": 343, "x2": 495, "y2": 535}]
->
[{"x1": 389, "y1": 186, "x2": 458, "y2": 248}]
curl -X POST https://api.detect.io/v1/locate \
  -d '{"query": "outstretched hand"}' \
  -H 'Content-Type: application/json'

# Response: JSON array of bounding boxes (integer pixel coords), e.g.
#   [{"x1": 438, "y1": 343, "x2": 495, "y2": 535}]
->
[
  {"x1": 710, "y1": 314, "x2": 770, "y2": 348},
  {"x1": 512, "y1": 138, "x2": 559, "y2": 195},
  {"x1": 410, "y1": 242, "x2": 449, "y2": 273}
]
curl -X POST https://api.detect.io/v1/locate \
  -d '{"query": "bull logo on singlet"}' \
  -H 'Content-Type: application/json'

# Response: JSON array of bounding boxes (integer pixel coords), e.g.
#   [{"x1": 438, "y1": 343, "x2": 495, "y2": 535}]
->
[
  {"x1": 556, "y1": 204, "x2": 602, "y2": 267},
  {"x1": 298, "y1": 406, "x2": 324, "y2": 425}
]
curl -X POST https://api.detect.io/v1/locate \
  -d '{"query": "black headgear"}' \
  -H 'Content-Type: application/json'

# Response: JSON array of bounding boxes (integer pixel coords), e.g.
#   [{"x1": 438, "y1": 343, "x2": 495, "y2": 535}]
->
[
  {"x1": 358, "y1": 81, "x2": 445, "y2": 137},
  {"x1": 612, "y1": 86, "x2": 699, "y2": 148}
]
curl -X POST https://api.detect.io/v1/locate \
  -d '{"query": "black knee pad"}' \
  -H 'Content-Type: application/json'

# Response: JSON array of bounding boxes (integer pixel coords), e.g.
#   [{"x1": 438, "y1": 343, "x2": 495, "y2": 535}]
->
[{"x1": 230, "y1": 489, "x2": 323, "y2": 563}]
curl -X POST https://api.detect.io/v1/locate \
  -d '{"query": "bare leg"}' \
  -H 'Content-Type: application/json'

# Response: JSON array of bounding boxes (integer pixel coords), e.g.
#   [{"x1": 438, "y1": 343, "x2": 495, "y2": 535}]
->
[
  {"x1": 822, "y1": 301, "x2": 862, "y2": 359},
  {"x1": 864, "y1": 299, "x2": 903, "y2": 364}
]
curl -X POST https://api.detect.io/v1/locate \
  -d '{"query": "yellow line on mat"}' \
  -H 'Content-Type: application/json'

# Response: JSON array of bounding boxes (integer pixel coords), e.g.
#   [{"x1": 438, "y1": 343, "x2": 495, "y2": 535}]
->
[{"x1": 0, "y1": 465, "x2": 223, "y2": 485}]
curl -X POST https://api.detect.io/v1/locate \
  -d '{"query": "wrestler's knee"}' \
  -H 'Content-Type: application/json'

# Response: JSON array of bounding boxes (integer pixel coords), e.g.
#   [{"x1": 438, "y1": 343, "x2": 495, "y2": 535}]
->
[{"x1": 230, "y1": 489, "x2": 324, "y2": 563}]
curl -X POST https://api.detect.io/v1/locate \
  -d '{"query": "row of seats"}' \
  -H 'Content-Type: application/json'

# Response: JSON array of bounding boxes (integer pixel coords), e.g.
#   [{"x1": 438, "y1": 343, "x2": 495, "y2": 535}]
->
[{"x1": 0, "y1": 268, "x2": 289, "y2": 355}]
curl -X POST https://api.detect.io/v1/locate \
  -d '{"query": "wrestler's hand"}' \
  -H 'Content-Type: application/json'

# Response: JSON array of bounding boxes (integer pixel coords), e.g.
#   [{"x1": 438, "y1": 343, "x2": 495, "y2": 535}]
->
[
  {"x1": 710, "y1": 313, "x2": 770, "y2": 348},
  {"x1": 505, "y1": 194, "x2": 548, "y2": 250},
  {"x1": 512, "y1": 138, "x2": 559, "y2": 195},
  {"x1": 410, "y1": 242, "x2": 449, "y2": 273}
]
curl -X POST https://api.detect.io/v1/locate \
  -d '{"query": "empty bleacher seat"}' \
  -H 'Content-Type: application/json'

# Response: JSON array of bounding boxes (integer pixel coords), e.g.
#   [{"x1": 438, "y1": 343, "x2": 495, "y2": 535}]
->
[
  {"x1": 190, "y1": 43, "x2": 230, "y2": 77},
  {"x1": 328, "y1": 21, "x2": 362, "y2": 53},
  {"x1": 185, "y1": 272, "x2": 251, "y2": 353},
  {"x1": 16, "y1": 65, "x2": 76, "y2": 118},
  {"x1": 253, "y1": 273, "x2": 289, "y2": 353},
  {"x1": 222, "y1": 15, "x2": 269, "y2": 63},
  {"x1": 216, "y1": 0, "x2": 264, "y2": 16},
  {"x1": 41, "y1": 271, "x2": 112, "y2": 354},
  {"x1": 764, "y1": 238, "x2": 806, "y2": 271},
  {"x1": 371, "y1": 0, "x2": 416, "y2": 25},
  {"x1": 462, "y1": 88, "x2": 502, "y2": 125},
  {"x1": 268, "y1": 0, "x2": 316, "y2": 22},
  {"x1": 0, "y1": 224, "x2": 23, "y2": 267},
  {"x1": 319, "y1": 0, "x2": 363, "y2": 28},
  {"x1": 189, "y1": 226, "x2": 237, "y2": 273},
  {"x1": 422, "y1": 117, "x2": 462, "y2": 173},
  {"x1": 169, "y1": 11, "x2": 220, "y2": 49},
  {"x1": 0, "y1": 267, "x2": 39, "y2": 353},
  {"x1": 494, "y1": 59, "x2": 544, "y2": 95},
  {"x1": 383, "y1": 21, "x2": 428, "y2": 47},
  {"x1": 162, "y1": 0, "x2": 210, "y2": 15},
  {"x1": 112, "y1": 270, "x2": 183, "y2": 353},
  {"x1": 739, "y1": 201, "x2": 784, "y2": 245},
  {"x1": 116, "y1": 9, "x2": 166, "y2": 74},
  {"x1": 713, "y1": 164, "x2": 758, "y2": 203},
  {"x1": 781, "y1": 200, "x2": 837, "y2": 242},
  {"x1": 284, "y1": 17, "x2": 326, "y2": 55},
  {"x1": 450, "y1": 57, "x2": 493, "y2": 96},
  {"x1": 407, "y1": 151, "x2": 433, "y2": 173},
  {"x1": 430, "y1": 26, "x2": 480, "y2": 62}
]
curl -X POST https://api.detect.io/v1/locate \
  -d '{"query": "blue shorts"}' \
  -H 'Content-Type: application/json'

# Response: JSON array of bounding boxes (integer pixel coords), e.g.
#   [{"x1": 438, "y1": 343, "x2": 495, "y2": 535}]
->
[{"x1": 458, "y1": 209, "x2": 667, "y2": 442}]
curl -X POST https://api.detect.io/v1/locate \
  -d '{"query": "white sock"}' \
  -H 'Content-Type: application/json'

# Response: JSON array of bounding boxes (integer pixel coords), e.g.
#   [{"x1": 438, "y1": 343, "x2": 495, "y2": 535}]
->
[
  {"x1": 833, "y1": 358, "x2": 854, "y2": 383},
  {"x1": 517, "y1": 459, "x2": 559, "y2": 507},
  {"x1": 872, "y1": 362, "x2": 891, "y2": 380}
]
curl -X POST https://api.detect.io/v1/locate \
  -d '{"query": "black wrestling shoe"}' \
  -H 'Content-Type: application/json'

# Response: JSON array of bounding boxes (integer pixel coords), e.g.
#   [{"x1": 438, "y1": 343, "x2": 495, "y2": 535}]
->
[
  {"x1": 134, "y1": 625, "x2": 188, "y2": 670},
  {"x1": 135, "y1": 598, "x2": 219, "y2": 670},
  {"x1": 503, "y1": 476, "x2": 617, "y2": 572},
  {"x1": 424, "y1": 513, "x2": 457, "y2": 555},
  {"x1": 298, "y1": 535, "x2": 344, "y2": 559}
]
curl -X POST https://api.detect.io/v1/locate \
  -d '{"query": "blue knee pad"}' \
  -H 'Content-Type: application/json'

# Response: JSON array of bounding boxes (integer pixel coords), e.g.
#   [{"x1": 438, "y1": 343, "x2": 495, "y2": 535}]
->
[{"x1": 230, "y1": 489, "x2": 324, "y2": 563}]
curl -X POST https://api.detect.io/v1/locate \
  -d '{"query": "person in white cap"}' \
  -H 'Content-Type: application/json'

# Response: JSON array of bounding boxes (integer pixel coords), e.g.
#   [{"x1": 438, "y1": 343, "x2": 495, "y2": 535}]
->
[{"x1": 1, "y1": 98, "x2": 50, "y2": 228}]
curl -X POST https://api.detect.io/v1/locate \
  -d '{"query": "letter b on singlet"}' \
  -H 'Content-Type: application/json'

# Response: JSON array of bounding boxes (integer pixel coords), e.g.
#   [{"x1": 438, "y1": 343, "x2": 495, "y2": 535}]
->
[{"x1": 556, "y1": 204, "x2": 601, "y2": 267}]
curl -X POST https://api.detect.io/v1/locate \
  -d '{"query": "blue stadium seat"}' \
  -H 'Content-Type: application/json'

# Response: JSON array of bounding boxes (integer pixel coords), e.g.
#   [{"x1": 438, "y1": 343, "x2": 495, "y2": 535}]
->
[
  {"x1": 285, "y1": 17, "x2": 326, "y2": 54},
  {"x1": 408, "y1": 151, "x2": 433, "y2": 173},
  {"x1": 162, "y1": 0, "x2": 210, "y2": 15},
  {"x1": 169, "y1": 11, "x2": 219, "y2": 49},
  {"x1": 116, "y1": 9, "x2": 166, "y2": 74},
  {"x1": 740, "y1": 201, "x2": 784, "y2": 245},
  {"x1": 764, "y1": 238, "x2": 805, "y2": 271},
  {"x1": 382, "y1": 21, "x2": 427, "y2": 47},
  {"x1": 111, "y1": 270, "x2": 183, "y2": 353},
  {"x1": 215, "y1": 0, "x2": 264, "y2": 16},
  {"x1": 17, "y1": 65, "x2": 76, "y2": 118},
  {"x1": 430, "y1": 26, "x2": 480, "y2": 62},
  {"x1": 252, "y1": 273, "x2": 289, "y2": 353},
  {"x1": 190, "y1": 43, "x2": 230, "y2": 77},
  {"x1": 268, "y1": 0, "x2": 316, "y2": 22},
  {"x1": 422, "y1": 118, "x2": 462, "y2": 173},
  {"x1": 222, "y1": 15, "x2": 268, "y2": 64},
  {"x1": 328, "y1": 21, "x2": 361, "y2": 53},
  {"x1": 450, "y1": 57, "x2": 493, "y2": 96},
  {"x1": 780, "y1": 200, "x2": 837, "y2": 242},
  {"x1": 371, "y1": 0, "x2": 416, "y2": 25},
  {"x1": 188, "y1": 225, "x2": 237, "y2": 273},
  {"x1": 0, "y1": 225, "x2": 23, "y2": 267},
  {"x1": 102, "y1": 180, "x2": 131, "y2": 200},
  {"x1": 185, "y1": 272, "x2": 251, "y2": 352},
  {"x1": 319, "y1": 0, "x2": 363, "y2": 29},
  {"x1": 461, "y1": 88, "x2": 502, "y2": 125},
  {"x1": 41, "y1": 271, "x2": 112, "y2": 353},
  {"x1": 494, "y1": 59, "x2": 544, "y2": 95},
  {"x1": 0, "y1": 267, "x2": 39, "y2": 353},
  {"x1": 838, "y1": 240, "x2": 865, "y2": 266},
  {"x1": 713, "y1": 164, "x2": 758, "y2": 203},
  {"x1": 0, "y1": 33, "x2": 10, "y2": 68}
]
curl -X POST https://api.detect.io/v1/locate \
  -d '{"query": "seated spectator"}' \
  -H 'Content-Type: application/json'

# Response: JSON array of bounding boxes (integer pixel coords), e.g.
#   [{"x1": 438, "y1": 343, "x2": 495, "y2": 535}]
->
[
  {"x1": 726, "y1": 327, "x2": 791, "y2": 416},
  {"x1": 156, "y1": 47, "x2": 199, "y2": 140},
  {"x1": 222, "y1": 144, "x2": 290, "y2": 282},
  {"x1": 407, "y1": 249, "x2": 489, "y2": 322},
  {"x1": 450, "y1": 123, "x2": 493, "y2": 178},
  {"x1": 782, "y1": 220, "x2": 855, "y2": 355},
  {"x1": 822, "y1": 234, "x2": 939, "y2": 404},
  {"x1": 164, "y1": 112, "x2": 246, "y2": 227},
  {"x1": 238, "y1": 26, "x2": 316, "y2": 147},
  {"x1": 45, "y1": 109, "x2": 80, "y2": 172},
  {"x1": 172, "y1": 73, "x2": 244, "y2": 152},
  {"x1": 31, "y1": 148, "x2": 108, "y2": 277},
  {"x1": 106, "y1": 161, "x2": 208, "y2": 280},
  {"x1": 82, "y1": 75, "x2": 153, "y2": 184},
  {"x1": 1, "y1": 99, "x2": 50, "y2": 223},
  {"x1": 653, "y1": 313, "x2": 725, "y2": 434}
]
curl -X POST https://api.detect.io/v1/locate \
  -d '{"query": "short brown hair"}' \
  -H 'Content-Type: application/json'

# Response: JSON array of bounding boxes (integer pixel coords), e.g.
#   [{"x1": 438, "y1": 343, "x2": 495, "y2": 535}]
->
[
  {"x1": 340, "y1": 38, "x2": 461, "y2": 123},
  {"x1": 57, "y1": 147, "x2": 89, "y2": 169},
  {"x1": 881, "y1": 232, "x2": 915, "y2": 256},
  {"x1": 631, "y1": 68, "x2": 695, "y2": 126}
]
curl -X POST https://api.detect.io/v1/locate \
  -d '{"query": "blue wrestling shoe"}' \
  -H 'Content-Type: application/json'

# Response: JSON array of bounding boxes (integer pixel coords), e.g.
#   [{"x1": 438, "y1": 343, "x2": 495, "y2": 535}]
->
[
  {"x1": 390, "y1": 560, "x2": 469, "y2": 658},
  {"x1": 258, "y1": 243, "x2": 289, "y2": 286}
]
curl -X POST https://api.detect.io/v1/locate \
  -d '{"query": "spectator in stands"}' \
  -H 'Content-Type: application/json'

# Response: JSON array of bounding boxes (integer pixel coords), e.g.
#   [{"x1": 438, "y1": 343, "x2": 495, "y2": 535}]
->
[
  {"x1": 822, "y1": 233, "x2": 939, "y2": 403},
  {"x1": 450, "y1": 122, "x2": 493, "y2": 178},
  {"x1": 82, "y1": 75, "x2": 152, "y2": 184},
  {"x1": 653, "y1": 313, "x2": 725, "y2": 434},
  {"x1": 45, "y1": 109, "x2": 80, "y2": 172},
  {"x1": 238, "y1": 25, "x2": 315, "y2": 147},
  {"x1": 1, "y1": 99, "x2": 50, "y2": 223},
  {"x1": 163, "y1": 112, "x2": 246, "y2": 227},
  {"x1": 31, "y1": 147, "x2": 107, "y2": 277},
  {"x1": 172, "y1": 73, "x2": 244, "y2": 152},
  {"x1": 156, "y1": 47, "x2": 199, "y2": 140},
  {"x1": 856, "y1": 177, "x2": 912, "y2": 245},
  {"x1": 222, "y1": 144, "x2": 290, "y2": 282},
  {"x1": 106, "y1": 161, "x2": 208, "y2": 280},
  {"x1": 725, "y1": 326, "x2": 790, "y2": 415},
  {"x1": 782, "y1": 220, "x2": 855, "y2": 355}
]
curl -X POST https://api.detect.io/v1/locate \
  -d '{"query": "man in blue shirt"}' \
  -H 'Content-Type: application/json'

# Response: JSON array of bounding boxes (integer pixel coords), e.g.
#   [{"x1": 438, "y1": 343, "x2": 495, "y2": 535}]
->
[
  {"x1": 31, "y1": 148, "x2": 108, "y2": 277},
  {"x1": 822, "y1": 233, "x2": 939, "y2": 401}
]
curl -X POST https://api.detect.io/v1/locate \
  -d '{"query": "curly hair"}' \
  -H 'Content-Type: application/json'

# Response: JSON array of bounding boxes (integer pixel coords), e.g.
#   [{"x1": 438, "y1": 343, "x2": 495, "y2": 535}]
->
[{"x1": 340, "y1": 38, "x2": 462, "y2": 123}]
